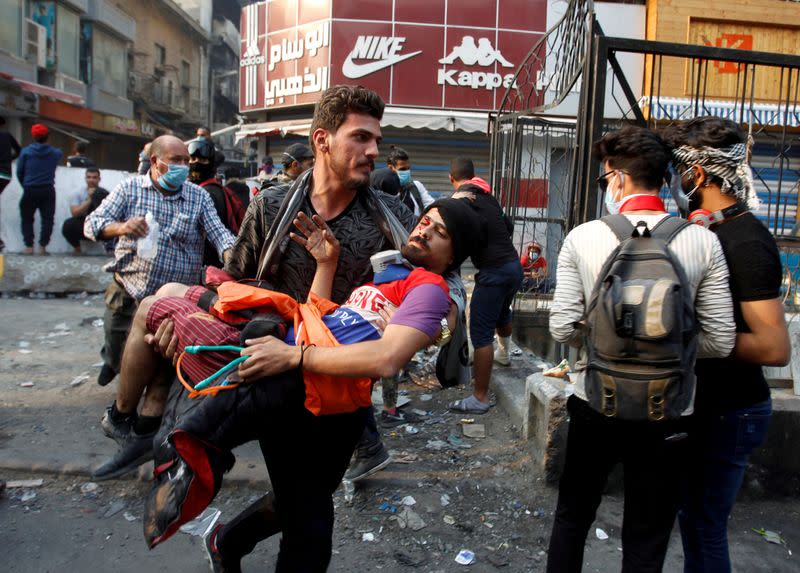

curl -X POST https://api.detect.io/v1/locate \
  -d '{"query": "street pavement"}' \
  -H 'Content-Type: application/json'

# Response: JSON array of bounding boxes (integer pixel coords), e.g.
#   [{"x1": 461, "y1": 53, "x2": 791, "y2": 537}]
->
[{"x1": 1, "y1": 295, "x2": 798, "y2": 571}]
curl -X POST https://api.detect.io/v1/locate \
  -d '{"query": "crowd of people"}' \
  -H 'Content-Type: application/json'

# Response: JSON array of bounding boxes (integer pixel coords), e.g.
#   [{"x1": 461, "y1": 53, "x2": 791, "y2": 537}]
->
[{"x1": 0, "y1": 85, "x2": 789, "y2": 573}]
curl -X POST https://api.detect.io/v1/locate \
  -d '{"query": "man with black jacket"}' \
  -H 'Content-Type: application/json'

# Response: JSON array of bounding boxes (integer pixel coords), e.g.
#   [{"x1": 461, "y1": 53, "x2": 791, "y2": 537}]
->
[{"x1": 447, "y1": 157, "x2": 523, "y2": 414}]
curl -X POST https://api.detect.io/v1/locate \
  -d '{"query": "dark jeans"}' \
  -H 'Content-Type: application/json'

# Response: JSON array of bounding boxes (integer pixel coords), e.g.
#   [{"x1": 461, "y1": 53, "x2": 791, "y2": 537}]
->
[
  {"x1": 101, "y1": 277, "x2": 137, "y2": 373},
  {"x1": 469, "y1": 259, "x2": 523, "y2": 347},
  {"x1": 679, "y1": 399, "x2": 772, "y2": 573},
  {"x1": 19, "y1": 184, "x2": 56, "y2": 247},
  {"x1": 546, "y1": 395, "x2": 691, "y2": 573},
  {"x1": 62, "y1": 216, "x2": 86, "y2": 248},
  {"x1": 213, "y1": 381, "x2": 367, "y2": 572}
]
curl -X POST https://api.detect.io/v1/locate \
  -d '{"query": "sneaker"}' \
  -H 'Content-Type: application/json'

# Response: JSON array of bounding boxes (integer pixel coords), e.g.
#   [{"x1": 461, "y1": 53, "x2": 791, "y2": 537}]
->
[
  {"x1": 493, "y1": 347, "x2": 511, "y2": 366},
  {"x1": 97, "y1": 364, "x2": 117, "y2": 386},
  {"x1": 343, "y1": 446, "x2": 392, "y2": 482},
  {"x1": 100, "y1": 406, "x2": 135, "y2": 445},
  {"x1": 204, "y1": 523, "x2": 242, "y2": 573},
  {"x1": 92, "y1": 429, "x2": 156, "y2": 481},
  {"x1": 379, "y1": 409, "x2": 421, "y2": 428}
]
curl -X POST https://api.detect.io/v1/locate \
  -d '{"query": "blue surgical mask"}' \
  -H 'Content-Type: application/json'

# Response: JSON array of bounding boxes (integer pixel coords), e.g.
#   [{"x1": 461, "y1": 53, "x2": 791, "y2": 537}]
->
[
  {"x1": 396, "y1": 169, "x2": 412, "y2": 185},
  {"x1": 157, "y1": 159, "x2": 189, "y2": 192},
  {"x1": 668, "y1": 165, "x2": 698, "y2": 213}
]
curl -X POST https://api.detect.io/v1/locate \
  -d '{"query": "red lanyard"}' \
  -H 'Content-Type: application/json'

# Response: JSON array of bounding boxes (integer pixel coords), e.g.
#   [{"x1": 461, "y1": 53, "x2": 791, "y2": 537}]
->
[{"x1": 619, "y1": 195, "x2": 666, "y2": 213}]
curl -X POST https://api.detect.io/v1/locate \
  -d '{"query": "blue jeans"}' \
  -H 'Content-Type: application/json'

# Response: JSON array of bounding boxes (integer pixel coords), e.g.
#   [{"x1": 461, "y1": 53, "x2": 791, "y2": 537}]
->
[
  {"x1": 469, "y1": 260, "x2": 523, "y2": 348},
  {"x1": 679, "y1": 399, "x2": 772, "y2": 573}
]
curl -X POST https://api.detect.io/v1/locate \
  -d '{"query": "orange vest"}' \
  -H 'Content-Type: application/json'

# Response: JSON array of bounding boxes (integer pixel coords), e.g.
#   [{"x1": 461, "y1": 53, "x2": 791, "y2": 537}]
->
[{"x1": 211, "y1": 282, "x2": 373, "y2": 416}]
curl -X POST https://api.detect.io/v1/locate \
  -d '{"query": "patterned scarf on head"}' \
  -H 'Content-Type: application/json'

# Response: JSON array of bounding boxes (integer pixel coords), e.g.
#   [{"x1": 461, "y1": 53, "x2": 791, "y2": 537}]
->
[{"x1": 671, "y1": 141, "x2": 759, "y2": 209}]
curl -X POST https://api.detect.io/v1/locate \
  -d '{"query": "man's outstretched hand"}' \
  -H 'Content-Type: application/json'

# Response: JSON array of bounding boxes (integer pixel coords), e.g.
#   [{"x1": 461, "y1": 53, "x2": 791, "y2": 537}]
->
[
  {"x1": 145, "y1": 318, "x2": 179, "y2": 365},
  {"x1": 239, "y1": 336, "x2": 302, "y2": 382}
]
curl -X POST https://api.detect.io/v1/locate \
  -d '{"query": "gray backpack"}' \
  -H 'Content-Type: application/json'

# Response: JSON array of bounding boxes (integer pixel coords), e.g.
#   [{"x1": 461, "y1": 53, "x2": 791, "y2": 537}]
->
[{"x1": 583, "y1": 215, "x2": 697, "y2": 421}]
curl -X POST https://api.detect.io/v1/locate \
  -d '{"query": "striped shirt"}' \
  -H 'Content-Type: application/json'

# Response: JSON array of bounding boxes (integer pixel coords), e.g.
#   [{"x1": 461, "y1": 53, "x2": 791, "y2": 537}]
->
[
  {"x1": 85, "y1": 174, "x2": 235, "y2": 300},
  {"x1": 549, "y1": 213, "x2": 736, "y2": 410}
]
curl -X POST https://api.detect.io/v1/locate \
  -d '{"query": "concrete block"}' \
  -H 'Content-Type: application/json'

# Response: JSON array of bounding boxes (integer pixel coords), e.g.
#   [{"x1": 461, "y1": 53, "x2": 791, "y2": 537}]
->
[
  {"x1": 0, "y1": 254, "x2": 111, "y2": 294},
  {"x1": 525, "y1": 373, "x2": 569, "y2": 483}
]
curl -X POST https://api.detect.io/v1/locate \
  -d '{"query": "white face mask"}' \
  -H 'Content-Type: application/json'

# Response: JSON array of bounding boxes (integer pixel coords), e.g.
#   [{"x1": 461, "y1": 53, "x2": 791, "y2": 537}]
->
[
  {"x1": 603, "y1": 171, "x2": 624, "y2": 215},
  {"x1": 669, "y1": 166, "x2": 699, "y2": 212}
]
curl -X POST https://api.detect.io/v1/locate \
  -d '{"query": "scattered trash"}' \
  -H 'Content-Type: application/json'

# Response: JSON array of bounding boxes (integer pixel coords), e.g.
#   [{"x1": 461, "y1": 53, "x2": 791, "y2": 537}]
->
[
  {"x1": 20, "y1": 490, "x2": 37, "y2": 502},
  {"x1": 543, "y1": 359, "x2": 570, "y2": 378},
  {"x1": 70, "y1": 372, "x2": 90, "y2": 387},
  {"x1": 455, "y1": 549, "x2": 476, "y2": 565},
  {"x1": 391, "y1": 451, "x2": 419, "y2": 464},
  {"x1": 342, "y1": 480, "x2": 355, "y2": 504},
  {"x1": 536, "y1": 362, "x2": 550, "y2": 369},
  {"x1": 460, "y1": 418, "x2": 475, "y2": 424},
  {"x1": 123, "y1": 511, "x2": 137, "y2": 522},
  {"x1": 420, "y1": 394, "x2": 433, "y2": 402},
  {"x1": 362, "y1": 532, "x2": 375, "y2": 542},
  {"x1": 443, "y1": 515, "x2": 456, "y2": 525},
  {"x1": 426, "y1": 439, "x2": 449, "y2": 451},
  {"x1": 410, "y1": 408, "x2": 428, "y2": 417},
  {"x1": 510, "y1": 348, "x2": 523, "y2": 356},
  {"x1": 6, "y1": 479, "x2": 43, "y2": 488},
  {"x1": 401, "y1": 495, "x2": 416, "y2": 506},
  {"x1": 54, "y1": 323, "x2": 69, "y2": 331},
  {"x1": 396, "y1": 506, "x2": 426, "y2": 531},
  {"x1": 462, "y1": 423, "x2": 486, "y2": 439},
  {"x1": 18, "y1": 349, "x2": 32, "y2": 354},
  {"x1": 80, "y1": 482, "x2": 99, "y2": 494},
  {"x1": 180, "y1": 507, "x2": 220, "y2": 537},
  {"x1": 19, "y1": 341, "x2": 30, "y2": 348},
  {"x1": 440, "y1": 494, "x2": 450, "y2": 507},
  {"x1": 753, "y1": 528, "x2": 785, "y2": 545},
  {"x1": 379, "y1": 502, "x2": 398, "y2": 513},
  {"x1": 104, "y1": 500, "x2": 127, "y2": 518},
  {"x1": 19, "y1": 382, "x2": 34, "y2": 388},
  {"x1": 405, "y1": 425, "x2": 420, "y2": 435},
  {"x1": 447, "y1": 433, "x2": 472, "y2": 449},
  {"x1": 595, "y1": 527, "x2": 609, "y2": 540},
  {"x1": 92, "y1": 319, "x2": 104, "y2": 328}
]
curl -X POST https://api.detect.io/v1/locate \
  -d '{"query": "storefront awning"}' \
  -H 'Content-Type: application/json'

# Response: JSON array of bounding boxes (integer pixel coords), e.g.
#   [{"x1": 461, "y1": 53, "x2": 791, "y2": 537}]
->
[
  {"x1": 16, "y1": 79, "x2": 85, "y2": 107},
  {"x1": 641, "y1": 96, "x2": 800, "y2": 127},
  {"x1": 234, "y1": 107, "x2": 492, "y2": 142}
]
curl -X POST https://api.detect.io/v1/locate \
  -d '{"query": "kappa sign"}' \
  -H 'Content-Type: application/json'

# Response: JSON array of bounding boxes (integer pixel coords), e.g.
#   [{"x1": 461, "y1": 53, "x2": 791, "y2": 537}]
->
[{"x1": 438, "y1": 36, "x2": 517, "y2": 90}]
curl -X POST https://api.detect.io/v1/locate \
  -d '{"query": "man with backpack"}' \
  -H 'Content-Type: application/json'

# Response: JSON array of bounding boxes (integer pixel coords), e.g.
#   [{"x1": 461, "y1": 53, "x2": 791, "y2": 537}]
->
[
  {"x1": 187, "y1": 138, "x2": 246, "y2": 266},
  {"x1": 546, "y1": 126, "x2": 736, "y2": 572}
]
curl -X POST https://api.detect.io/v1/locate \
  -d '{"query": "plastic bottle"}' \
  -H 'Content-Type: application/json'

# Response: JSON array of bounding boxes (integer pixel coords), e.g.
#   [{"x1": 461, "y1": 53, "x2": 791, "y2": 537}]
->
[{"x1": 137, "y1": 211, "x2": 160, "y2": 260}]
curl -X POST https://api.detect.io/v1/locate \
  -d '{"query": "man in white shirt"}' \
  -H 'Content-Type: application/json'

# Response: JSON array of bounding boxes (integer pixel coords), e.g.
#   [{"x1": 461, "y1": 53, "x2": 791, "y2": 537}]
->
[
  {"x1": 546, "y1": 126, "x2": 735, "y2": 573},
  {"x1": 62, "y1": 167, "x2": 108, "y2": 255}
]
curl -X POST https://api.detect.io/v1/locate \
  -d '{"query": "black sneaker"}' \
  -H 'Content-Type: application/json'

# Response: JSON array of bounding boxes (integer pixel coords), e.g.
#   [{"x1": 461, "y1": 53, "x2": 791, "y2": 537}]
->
[
  {"x1": 97, "y1": 364, "x2": 117, "y2": 386},
  {"x1": 379, "y1": 409, "x2": 422, "y2": 428},
  {"x1": 92, "y1": 429, "x2": 156, "y2": 481},
  {"x1": 204, "y1": 523, "x2": 242, "y2": 573},
  {"x1": 343, "y1": 446, "x2": 392, "y2": 482},
  {"x1": 100, "y1": 406, "x2": 135, "y2": 445}
]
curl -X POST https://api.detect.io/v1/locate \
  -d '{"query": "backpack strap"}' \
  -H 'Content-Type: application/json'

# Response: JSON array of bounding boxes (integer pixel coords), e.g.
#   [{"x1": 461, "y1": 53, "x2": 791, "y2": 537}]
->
[
  {"x1": 649, "y1": 216, "x2": 691, "y2": 245},
  {"x1": 600, "y1": 214, "x2": 635, "y2": 243}
]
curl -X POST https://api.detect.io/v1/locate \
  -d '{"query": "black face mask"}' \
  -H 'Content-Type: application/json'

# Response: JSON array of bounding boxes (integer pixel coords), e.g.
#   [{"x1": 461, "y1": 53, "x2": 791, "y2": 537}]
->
[{"x1": 189, "y1": 161, "x2": 215, "y2": 183}]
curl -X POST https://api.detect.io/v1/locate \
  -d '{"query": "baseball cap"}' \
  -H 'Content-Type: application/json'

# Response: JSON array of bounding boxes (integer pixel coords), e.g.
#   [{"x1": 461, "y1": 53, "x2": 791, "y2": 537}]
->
[
  {"x1": 282, "y1": 143, "x2": 314, "y2": 164},
  {"x1": 31, "y1": 123, "x2": 49, "y2": 139}
]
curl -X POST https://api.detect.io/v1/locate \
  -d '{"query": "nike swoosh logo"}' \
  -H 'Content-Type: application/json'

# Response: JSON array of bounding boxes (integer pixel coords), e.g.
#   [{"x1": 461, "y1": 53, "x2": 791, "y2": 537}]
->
[{"x1": 342, "y1": 50, "x2": 422, "y2": 79}]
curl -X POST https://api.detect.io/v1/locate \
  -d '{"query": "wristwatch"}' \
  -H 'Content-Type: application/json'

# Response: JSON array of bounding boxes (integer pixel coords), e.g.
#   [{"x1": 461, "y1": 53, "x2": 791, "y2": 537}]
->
[{"x1": 434, "y1": 317, "x2": 452, "y2": 347}]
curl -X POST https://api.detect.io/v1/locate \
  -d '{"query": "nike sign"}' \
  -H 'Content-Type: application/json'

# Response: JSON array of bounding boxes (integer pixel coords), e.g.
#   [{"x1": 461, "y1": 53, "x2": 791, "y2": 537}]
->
[{"x1": 342, "y1": 36, "x2": 422, "y2": 79}]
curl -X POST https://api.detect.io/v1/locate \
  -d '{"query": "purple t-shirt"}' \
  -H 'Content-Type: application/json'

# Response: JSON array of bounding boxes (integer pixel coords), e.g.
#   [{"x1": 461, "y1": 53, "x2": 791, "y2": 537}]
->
[{"x1": 387, "y1": 283, "x2": 449, "y2": 338}]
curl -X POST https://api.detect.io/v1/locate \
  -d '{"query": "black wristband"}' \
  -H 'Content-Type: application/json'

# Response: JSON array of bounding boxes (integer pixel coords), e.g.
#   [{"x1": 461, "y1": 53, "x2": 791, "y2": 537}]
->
[{"x1": 298, "y1": 343, "x2": 316, "y2": 370}]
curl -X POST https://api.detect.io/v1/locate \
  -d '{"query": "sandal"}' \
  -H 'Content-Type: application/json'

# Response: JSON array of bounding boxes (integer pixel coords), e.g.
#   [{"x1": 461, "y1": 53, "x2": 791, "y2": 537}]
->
[{"x1": 448, "y1": 395, "x2": 492, "y2": 414}]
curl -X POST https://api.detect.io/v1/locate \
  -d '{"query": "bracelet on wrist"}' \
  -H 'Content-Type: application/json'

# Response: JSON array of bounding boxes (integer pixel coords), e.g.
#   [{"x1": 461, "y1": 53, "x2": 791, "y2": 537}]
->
[{"x1": 298, "y1": 343, "x2": 316, "y2": 370}]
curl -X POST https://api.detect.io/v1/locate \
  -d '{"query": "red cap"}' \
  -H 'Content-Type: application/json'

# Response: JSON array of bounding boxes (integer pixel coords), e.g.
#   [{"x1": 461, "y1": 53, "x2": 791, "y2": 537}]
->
[{"x1": 31, "y1": 123, "x2": 49, "y2": 139}]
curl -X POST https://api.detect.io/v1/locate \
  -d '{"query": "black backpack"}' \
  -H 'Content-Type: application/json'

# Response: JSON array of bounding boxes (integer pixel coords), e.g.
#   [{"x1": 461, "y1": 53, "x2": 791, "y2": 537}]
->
[{"x1": 583, "y1": 215, "x2": 697, "y2": 421}]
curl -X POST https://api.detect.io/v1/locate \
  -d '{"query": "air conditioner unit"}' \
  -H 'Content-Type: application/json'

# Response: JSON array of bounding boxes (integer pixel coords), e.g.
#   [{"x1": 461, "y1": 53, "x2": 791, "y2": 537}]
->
[{"x1": 25, "y1": 19, "x2": 47, "y2": 68}]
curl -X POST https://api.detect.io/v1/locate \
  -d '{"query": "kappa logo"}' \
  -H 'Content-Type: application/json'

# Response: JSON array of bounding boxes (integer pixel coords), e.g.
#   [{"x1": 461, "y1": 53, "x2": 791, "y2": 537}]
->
[
  {"x1": 439, "y1": 36, "x2": 513, "y2": 68},
  {"x1": 342, "y1": 36, "x2": 422, "y2": 79}
]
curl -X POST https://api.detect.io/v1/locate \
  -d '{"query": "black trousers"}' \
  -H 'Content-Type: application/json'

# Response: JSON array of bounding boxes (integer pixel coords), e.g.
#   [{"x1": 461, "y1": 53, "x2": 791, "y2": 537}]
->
[
  {"x1": 62, "y1": 216, "x2": 86, "y2": 248},
  {"x1": 19, "y1": 184, "x2": 56, "y2": 248},
  {"x1": 173, "y1": 372, "x2": 367, "y2": 572},
  {"x1": 546, "y1": 395, "x2": 691, "y2": 573}
]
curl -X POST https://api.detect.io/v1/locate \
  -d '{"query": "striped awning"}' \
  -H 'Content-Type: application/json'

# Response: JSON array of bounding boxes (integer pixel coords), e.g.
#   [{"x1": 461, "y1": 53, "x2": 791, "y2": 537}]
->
[{"x1": 640, "y1": 96, "x2": 800, "y2": 127}]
